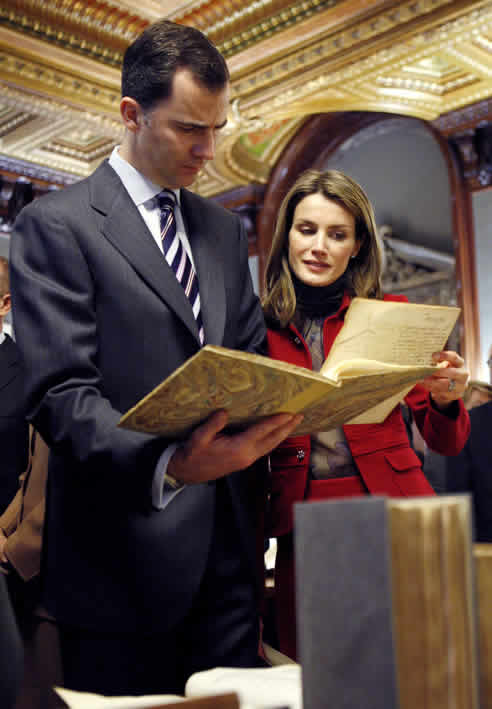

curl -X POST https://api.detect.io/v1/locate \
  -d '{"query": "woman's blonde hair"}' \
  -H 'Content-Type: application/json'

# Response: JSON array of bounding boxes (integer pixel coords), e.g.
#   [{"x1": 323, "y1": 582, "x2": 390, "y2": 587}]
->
[{"x1": 262, "y1": 169, "x2": 383, "y2": 327}]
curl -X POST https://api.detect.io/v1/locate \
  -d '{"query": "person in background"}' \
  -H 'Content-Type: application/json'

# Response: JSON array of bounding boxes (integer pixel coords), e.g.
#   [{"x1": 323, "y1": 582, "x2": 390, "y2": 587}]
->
[
  {"x1": 0, "y1": 256, "x2": 29, "y2": 515},
  {"x1": 0, "y1": 573, "x2": 23, "y2": 709},
  {"x1": 262, "y1": 168, "x2": 470, "y2": 660},
  {"x1": 441, "y1": 396, "x2": 492, "y2": 542},
  {"x1": 424, "y1": 377, "x2": 492, "y2": 542},
  {"x1": 9, "y1": 19, "x2": 300, "y2": 697},
  {"x1": 424, "y1": 379, "x2": 492, "y2": 492},
  {"x1": 463, "y1": 379, "x2": 492, "y2": 409},
  {"x1": 0, "y1": 432, "x2": 62, "y2": 709}
]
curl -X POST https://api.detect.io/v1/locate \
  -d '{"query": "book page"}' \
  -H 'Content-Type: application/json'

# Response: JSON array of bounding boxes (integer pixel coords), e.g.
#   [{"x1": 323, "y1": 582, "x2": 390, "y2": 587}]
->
[
  {"x1": 55, "y1": 687, "x2": 184, "y2": 707},
  {"x1": 118, "y1": 344, "x2": 440, "y2": 437},
  {"x1": 322, "y1": 299, "x2": 459, "y2": 423},
  {"x1": 185, "y1": 666, "x2": 302, "y2": 709},
  {"x1": 324, "y1": 298, "x2": 460, "y2": 371}
]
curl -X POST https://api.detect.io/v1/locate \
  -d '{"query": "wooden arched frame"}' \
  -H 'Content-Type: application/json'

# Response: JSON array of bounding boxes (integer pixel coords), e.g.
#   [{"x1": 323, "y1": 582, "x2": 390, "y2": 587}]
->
[{"x1": 256, "y1": 111, "x2": 480, "y2": 377}]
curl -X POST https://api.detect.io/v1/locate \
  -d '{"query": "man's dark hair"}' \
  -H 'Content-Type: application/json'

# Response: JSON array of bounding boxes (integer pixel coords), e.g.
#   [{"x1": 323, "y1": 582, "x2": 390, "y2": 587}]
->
[{"x1": 122, "y1": 20, "x2": 229, "y2": 110}]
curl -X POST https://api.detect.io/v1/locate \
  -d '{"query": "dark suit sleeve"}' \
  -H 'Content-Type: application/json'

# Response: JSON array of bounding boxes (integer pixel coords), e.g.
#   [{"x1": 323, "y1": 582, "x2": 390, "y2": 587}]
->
[
  {"x1": 0, "y1": 575, "x2": 23, "y2": 709},
  {"x1": 443, "y1": 436, "x2": 473, "y2": 493},
  {"x1": 10, "y1": 196, "x2": 164, "y2": 495}
]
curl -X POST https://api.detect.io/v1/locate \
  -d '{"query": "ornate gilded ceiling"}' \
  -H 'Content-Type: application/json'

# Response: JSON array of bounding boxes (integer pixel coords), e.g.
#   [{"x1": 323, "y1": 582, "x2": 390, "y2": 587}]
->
[{"x1": 1, "y1": 0, "x2": 492, "y2": 195}]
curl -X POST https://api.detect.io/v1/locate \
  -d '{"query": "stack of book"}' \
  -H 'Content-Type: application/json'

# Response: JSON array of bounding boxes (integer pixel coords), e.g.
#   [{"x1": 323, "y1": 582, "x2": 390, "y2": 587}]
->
[
  {"x1": 474, "y1": 543, "x2": 492, "y2": 707},
  {"x1": 295, "y1": 495, "x2": 479, "y2": 709}
]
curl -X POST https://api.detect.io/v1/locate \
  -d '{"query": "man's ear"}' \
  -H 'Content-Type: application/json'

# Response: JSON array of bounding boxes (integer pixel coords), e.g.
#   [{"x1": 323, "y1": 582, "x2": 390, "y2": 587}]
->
[
  {"x1": 0, "y1": 293, "x2": 11, "y2": 317},
  {"x1": 120, "y1": 97, "x2": 142, "y2": 133}
]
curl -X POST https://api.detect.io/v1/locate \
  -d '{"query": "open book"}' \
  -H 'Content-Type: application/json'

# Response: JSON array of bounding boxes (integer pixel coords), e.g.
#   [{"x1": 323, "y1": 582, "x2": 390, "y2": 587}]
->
[
  {"x1": 55, "y1": 664, "x2": 301, "y2": 709},
  {"x1": 119, "y1": 298, "x2": 460, "y2": 438}
]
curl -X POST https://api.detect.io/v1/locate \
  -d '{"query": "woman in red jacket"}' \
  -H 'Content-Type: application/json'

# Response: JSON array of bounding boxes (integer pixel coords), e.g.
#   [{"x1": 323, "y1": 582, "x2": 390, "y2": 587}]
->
[{"x1": 262, "y1": 169, "x2": 470, "y2": 660}]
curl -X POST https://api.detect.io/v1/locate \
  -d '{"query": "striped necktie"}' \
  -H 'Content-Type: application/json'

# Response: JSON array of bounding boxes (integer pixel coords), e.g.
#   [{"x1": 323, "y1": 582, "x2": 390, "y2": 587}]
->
[{"x1": 156, "y1": 190, "x2": 204, "y2": 345}]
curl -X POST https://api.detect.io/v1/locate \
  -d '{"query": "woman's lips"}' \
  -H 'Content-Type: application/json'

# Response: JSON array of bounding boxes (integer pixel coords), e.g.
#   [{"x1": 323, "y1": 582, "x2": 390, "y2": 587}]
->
[{"x1": 304, "y1": 260, "x2": 330, "y2": 270}]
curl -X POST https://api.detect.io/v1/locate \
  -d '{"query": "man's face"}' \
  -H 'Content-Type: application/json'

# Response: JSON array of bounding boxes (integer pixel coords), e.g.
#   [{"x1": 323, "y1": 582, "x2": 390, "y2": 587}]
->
[
  {"x1": 0, "y1": 291, "x2": 11, "y2": 332},
  {"x1": 126, "y1": 68, "x2": 229, "y2": 189}
]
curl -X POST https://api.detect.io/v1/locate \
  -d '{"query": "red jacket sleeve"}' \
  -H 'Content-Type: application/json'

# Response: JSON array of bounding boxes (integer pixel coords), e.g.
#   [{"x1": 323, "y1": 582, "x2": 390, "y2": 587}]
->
[{"x1": 405, "y1": 383, "x2": 470, "y2": 456}]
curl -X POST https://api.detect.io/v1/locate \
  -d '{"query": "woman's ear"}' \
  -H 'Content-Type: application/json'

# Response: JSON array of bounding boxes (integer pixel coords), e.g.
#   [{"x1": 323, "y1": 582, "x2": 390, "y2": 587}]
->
[{"x1": 351, "y1": 242, "x2": 361, "y2": 259}]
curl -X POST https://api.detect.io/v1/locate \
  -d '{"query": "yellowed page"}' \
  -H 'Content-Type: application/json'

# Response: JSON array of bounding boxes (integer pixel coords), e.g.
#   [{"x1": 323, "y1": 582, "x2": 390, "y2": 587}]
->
[
  {"x1": 324, "y1": 298, "x2": 460, "y2": 369},
  {"x1": 322, "y1": 298, "x2": 459, "y2": 423}
]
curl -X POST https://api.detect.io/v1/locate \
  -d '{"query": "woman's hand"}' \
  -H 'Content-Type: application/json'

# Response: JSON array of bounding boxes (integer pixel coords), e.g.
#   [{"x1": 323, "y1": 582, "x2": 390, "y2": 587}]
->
[{"x1": 420, "y1": 350, "x2": 469, "y2": 411}]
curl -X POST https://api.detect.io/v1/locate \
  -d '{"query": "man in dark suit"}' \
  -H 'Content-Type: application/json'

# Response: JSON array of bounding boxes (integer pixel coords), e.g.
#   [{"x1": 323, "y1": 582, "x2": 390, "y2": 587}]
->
[
  {"x1": 9, "y1": 20, "x2": 300, "y2": 697},
  {"x1": 0, "y1": 573, "x2": 23, "y2": 709},
  {"x1": 0, "y1": 256, "x2": 29, "y2": 515},
  {"x1": 443, "y1": 399, "x2": 492, "y2": 542}
]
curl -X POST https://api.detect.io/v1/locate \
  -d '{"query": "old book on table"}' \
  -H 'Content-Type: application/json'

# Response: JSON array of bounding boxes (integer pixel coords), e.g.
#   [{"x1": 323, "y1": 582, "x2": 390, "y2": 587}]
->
[
  {"x1": 56, "y1": 687, "x2": 240, "y2": 708},
  {"x1": 295, "y1": 497, "x2": 399, "y2": 709},
  {"x1": 473, "y1": 543, "x2": 492, "y2": 708},
  {"x1": 119, "y1": 298, "x2": 459, "y2": 438},
  {"x1": 295, "y1": 495, "x2": 478, "y2": 709},
  {"x1": 388, "y1": 496, "x2": 478, "y2": 709}
]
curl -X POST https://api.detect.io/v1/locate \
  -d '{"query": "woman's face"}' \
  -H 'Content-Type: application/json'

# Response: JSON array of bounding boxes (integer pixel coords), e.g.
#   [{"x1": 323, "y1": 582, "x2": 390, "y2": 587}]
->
[{"x1": 288, "y1": 193, "x2": 360, "y2": 288}]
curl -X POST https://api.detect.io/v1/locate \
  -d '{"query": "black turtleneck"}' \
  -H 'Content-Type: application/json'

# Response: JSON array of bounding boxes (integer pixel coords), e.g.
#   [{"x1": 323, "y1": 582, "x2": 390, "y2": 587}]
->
[{"x1": 291, "y1": 270, "x2": 347, "y2": 320}]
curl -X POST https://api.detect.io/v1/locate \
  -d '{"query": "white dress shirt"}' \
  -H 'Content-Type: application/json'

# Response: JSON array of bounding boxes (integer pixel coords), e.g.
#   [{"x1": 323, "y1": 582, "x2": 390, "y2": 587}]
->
[{"x1": 109, "y1": 147, "x2": 189, "y2": 508}]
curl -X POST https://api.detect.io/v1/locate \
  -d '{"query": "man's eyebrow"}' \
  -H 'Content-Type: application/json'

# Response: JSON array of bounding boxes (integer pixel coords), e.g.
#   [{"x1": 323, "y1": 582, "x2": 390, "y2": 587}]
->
[{"x1": 174, "y1": 118, "x2": 228, "y2": 129}]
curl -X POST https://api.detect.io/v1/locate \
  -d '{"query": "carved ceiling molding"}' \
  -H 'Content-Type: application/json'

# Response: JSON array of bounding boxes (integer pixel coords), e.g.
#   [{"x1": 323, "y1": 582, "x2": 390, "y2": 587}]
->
[
  {"x1": 432, "y1": 95, "x2": 492, "y2": 134},
  {"x1": 0, "y1": 82, "x2": 121, "y2": 176},
  {"x1": 1, "y1": 0, "x2": 492, "y2": 194},
  {"x1": 0, "y1": 0, "x2": 339, "y2": 65},
  {"x1": 176, "y1": 0, "x2": 336, "y2": 58},
  {"x1": 0, "y1": 26, "x2": 121, "y2": 114},
  {"x1": 0, "y1": 0, "x2": 147, "y2": 67},
  {"x1": 231, "y1": 1, "x2": 492, "y2": 120},
  {"x1": 0, "y1": 153, "x2": 78, "y2": 185}
]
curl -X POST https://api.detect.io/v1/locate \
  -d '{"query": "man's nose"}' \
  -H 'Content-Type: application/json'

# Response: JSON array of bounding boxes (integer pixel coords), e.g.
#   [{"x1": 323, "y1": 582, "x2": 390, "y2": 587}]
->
[{"x1": 193, "y1": 131, "x2": 215, "y2": 160}]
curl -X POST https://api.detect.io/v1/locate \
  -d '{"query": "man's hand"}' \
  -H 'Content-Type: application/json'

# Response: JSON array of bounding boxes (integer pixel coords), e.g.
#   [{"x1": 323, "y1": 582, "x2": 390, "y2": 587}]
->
[
  {"x1": 167, "y1": 410, "x2": 302, "y2": 485},
  {"x1": 0, "y1": 529, "x2": 9, "y2": 571}
]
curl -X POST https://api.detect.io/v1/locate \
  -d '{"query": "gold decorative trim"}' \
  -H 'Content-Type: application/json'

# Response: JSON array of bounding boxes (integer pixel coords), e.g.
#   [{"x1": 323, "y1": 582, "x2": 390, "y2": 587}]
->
[
  {"x1": 231, "y1": 3, "x2": 492, "y2": 125},
  {"x1": 196, "y1": 0, "x2": 335, "y2": 57},
  {"x1": 0, "y1": 49, "x2": 121, "y2": 114},
  {"x1": 0, "y1": 0, "x2": 147, "y2": 67},
  {"x1": 231, "y1": 0, "x2": 489, "y2": 107}
]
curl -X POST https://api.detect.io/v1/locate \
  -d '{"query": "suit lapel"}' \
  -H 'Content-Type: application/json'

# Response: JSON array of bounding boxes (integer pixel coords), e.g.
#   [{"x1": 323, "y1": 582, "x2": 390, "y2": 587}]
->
[
  {"x1": 90, "y1": 162, "x2": 200, "y2": 344},
  {"x1": 0, "y1": 336, "x2": 22, "y2": 408},
  {"x1": 181, "y1": 189, "x2": 226, "y2": 345}
]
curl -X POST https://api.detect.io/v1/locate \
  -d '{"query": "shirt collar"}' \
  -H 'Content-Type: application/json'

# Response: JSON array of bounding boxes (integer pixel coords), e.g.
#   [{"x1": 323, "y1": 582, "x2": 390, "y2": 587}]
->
[
  {"x1": 109, "y1": 146, "x2": 181, "y2": 209},
  {"x1": 0, "y1": 331, "x2": 5, "y2": 346}
]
